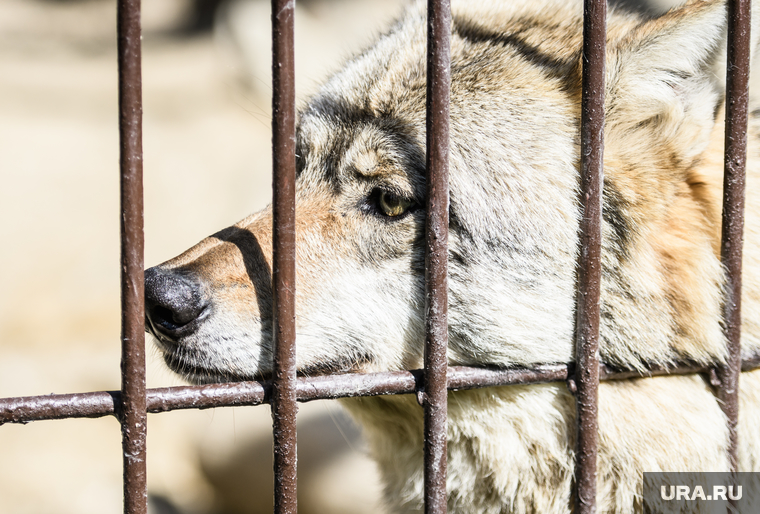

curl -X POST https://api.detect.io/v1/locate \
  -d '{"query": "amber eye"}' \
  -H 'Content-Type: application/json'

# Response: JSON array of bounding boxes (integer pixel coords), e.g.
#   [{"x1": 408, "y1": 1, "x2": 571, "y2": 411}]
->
[{"x1": 378, "y1": 190, "x2": 413, "y2": 217}]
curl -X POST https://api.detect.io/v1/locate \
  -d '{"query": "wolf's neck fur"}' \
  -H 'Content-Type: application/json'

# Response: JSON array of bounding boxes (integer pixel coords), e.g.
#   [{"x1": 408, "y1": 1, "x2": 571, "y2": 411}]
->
[
  {"x1": 343, "y1": 385, "x2": 576, "y2": 514},
  {"x1": 343, "y1": 373, "x2": 734, "y2": 514}
]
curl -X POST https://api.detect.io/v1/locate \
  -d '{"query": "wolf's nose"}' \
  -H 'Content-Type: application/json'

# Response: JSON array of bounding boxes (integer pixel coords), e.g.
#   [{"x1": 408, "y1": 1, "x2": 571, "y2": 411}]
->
[{"x1": 144, "y1": 266, "x2": 208, "y2": 340}]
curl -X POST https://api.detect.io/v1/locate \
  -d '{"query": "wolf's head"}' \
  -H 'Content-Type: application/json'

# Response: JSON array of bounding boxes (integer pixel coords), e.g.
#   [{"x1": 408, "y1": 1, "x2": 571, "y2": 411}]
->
[{"x1": 144, "y1": 0, "x2": 751, "y2": 384}]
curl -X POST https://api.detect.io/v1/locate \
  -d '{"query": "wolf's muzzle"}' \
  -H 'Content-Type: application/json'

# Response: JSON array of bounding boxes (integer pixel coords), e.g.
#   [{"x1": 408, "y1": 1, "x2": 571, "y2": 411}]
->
[{"x1": 144, "y1": 266, "x2": 208, "y2": 343}]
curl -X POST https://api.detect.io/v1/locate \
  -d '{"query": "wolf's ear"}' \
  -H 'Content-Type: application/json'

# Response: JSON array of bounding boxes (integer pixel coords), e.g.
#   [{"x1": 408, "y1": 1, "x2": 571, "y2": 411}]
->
[{"x1": 604, "y1": 0, "x2": 753, "y2": 160}]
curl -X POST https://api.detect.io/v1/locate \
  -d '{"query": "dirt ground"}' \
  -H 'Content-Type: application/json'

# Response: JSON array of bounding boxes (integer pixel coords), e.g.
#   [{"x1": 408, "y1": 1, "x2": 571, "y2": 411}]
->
[{"x1": 0, "y1": 0, "x2": 403, "y2": 512}]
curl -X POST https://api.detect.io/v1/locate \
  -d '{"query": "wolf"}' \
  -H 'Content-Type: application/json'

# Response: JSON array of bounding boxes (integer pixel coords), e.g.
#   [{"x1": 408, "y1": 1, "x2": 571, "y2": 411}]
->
[{"x1": 144, "y1": 0, "x2": 760, "y2": 512}]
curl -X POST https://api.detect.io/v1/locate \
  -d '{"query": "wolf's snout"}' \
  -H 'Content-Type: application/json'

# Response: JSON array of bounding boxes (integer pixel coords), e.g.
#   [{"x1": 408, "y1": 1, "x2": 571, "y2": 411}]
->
[{"x1": 144, "y1": 266, "x2": 208, "y2": 341}]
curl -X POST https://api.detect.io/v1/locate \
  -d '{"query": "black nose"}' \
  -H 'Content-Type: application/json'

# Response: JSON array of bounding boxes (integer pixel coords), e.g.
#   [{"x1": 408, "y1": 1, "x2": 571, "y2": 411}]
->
[{"x1": 144, "y1": 266, "x2": 208, "y2": 341}]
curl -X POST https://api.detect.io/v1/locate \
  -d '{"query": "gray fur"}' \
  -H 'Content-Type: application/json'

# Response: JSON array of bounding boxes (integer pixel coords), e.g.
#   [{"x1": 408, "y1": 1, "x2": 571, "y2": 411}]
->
[{"x1": 148, "y1": 1, "x2": 760, "y2": 512}]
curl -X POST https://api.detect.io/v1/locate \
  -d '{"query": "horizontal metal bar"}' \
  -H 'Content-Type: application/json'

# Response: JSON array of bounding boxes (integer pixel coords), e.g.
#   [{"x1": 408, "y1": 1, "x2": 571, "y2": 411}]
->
[
  {"x1": 4, "y1": 357, "x2": 760, "y2": 425},
  {"x1": 0, "y1": 391, "x2": 121, "y2": 424}
]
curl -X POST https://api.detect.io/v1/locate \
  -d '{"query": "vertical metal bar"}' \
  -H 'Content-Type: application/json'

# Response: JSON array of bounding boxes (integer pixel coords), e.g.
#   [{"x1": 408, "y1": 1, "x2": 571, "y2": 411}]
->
[
  {"x1": 424, "y1": 1, "x2": 451, "y2": 513},
  {"x1": 271, "y1": 0, "x2": 298, "y2": 512},
  {"x1": 117, "y1": 0, "x2": 147, "y2": 513},
  {"x1": 574, "y1": 0, "x2": 605, "y2": 512},
  {"x1": 718, "y1": 0, "x2": 750, "y2": 473}
]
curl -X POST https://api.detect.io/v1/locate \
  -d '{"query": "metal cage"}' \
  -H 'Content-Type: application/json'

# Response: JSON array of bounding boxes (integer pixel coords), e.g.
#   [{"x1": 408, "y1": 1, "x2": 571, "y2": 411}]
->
[{"x1": 1, "y1": 1, "x2": 758, "y2": 513}]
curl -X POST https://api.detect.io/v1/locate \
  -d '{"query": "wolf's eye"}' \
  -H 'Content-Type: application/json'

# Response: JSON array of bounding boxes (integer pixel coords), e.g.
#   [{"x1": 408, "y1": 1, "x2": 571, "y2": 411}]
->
[{"x1": 378, "y1": 190, "x2": 413, "y2": 217}]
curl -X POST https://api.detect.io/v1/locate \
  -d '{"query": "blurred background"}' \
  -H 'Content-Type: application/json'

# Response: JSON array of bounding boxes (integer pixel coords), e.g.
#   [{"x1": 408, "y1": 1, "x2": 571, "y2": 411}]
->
[{"x1": 0, "y1": 0, "x2": 404, "y2": 512}]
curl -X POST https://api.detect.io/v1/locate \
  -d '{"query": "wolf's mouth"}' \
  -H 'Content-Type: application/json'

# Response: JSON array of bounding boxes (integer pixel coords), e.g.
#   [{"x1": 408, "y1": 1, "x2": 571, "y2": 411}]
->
[
  {"x1": 160, "y1": 351, "x2": 253, "y2": 384},
  {"x1": 160, "y1": 348, "x2": 375, "y2": 385},
  {"x1": 296, "y1": 353, "x2": 374, "y2": 378}
]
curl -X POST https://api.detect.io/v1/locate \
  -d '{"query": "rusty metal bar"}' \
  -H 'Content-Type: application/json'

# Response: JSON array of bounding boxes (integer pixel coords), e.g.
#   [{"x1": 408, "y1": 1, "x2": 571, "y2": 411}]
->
[
  {"x1": 718, "y1": 0, "x2": 751, "y2": 473},
  {"x1": 1, "y1": 391, "x2": 121, "y2": 424},
  {"x1": 574, "y1": 0, "x2": 606, "y2": 512},
  {"x1": 424, "y1": 0, "x2": 451, "y2": 512},
  {"x1": 271, "y1": 0, "x2": 298, "y2": 512},
  {"x1": 117, "y1": 0, "x2": 147, "y2": 513},
  {"x1": 5, "y1": 357, "x2": 760, "y2": 425}
]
